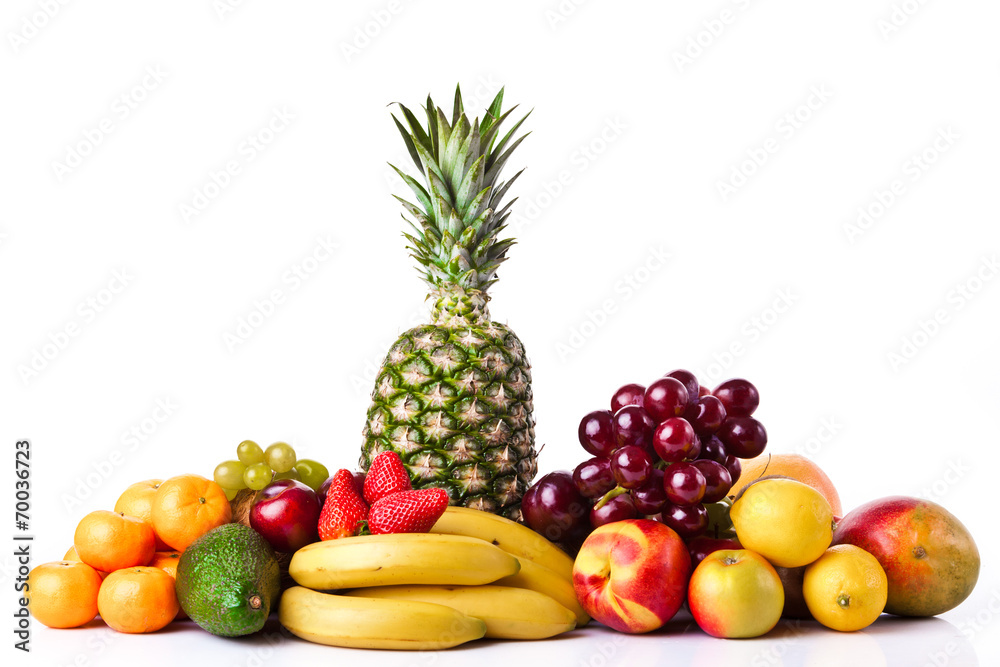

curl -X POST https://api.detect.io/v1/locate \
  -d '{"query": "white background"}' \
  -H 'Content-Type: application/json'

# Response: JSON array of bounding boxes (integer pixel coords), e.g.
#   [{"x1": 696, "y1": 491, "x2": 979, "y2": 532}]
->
[{"x1": 3, "y1": 1, "x2": 998, "y2": 665}]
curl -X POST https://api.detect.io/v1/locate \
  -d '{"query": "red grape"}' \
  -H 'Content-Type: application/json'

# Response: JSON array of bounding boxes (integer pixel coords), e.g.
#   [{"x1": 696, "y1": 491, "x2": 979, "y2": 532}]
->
[
  {"x1": 566, "y1": 372, "x2": 765, "y2": 551},
  {"x1": 691, "y1": 459, "x2": 733, "y2": 503},
  {"x1": 685, "y1": 395, "x2": 727, "y2": 435},
  {"x1": 698, "y1": 434, "x2": 728, "y2": 464},
  {"x1": 663, "y1": 462, "x2": 707, "y2": 505},
  {"x1": 688, "y1": 434, "x2": 703, "y2": 460},
  {"x1": 665, "y1": 369, "x2": 700, "y2": 408},
  {"x1": 643, "y1": 377, "x2": 689, "y2": 423},
  {"x1": 651, "y1": 417, "x2": 698, "y2": 463},
  {"x1": 612, "y1": 405, "x2": 655, "y2": 450},
  {"x1": 723, "y1": 454, "x2": 742, "y2": 485},
  {"x1": 713, "y1": 379, "x2": 760, "y2": 417},
  {"x1": 610, "y1": 445, "x2": 652, "y2": 489},
  {"x1": 351, "y1": 472, "x2": 367, "y2": 497},
  {"x1": 660, "y1": 501, "x2": 709, "y2": 538},
  {"x1": 573, "y1": 457, "x2": 616, "y2": 499},
  {"x1": 590, "y1": 493, "x2": 637, "y2": 528},
  {"x1": 611, "y1": 383, "x2": 646, "y2": 413},
  {"x1": 687, "y1": 535, "x2": 742, "y2": 569},
  {"x1": 717, "y1": 416, "x2": 767, "y2": 459},
  {"x1": 521, "y1": 471, "x2": 591, "y2": 546},
  {"x1": 579, "y1": 410, "x2": 615, "y2": 458},
  {"x1": 631, "y1": 469, "x2": 667, "y2": 514}
]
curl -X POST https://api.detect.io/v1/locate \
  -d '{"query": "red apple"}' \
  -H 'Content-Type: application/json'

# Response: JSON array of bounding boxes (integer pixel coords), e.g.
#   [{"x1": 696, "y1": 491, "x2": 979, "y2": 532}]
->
[
  {"x1": 572, "y1": 519, "x2": 691, "y2": 633},
  {"x1": 688, "y1": 549, "x2": 784, "y2": 638},
  {"x1": 687, "y1": 535, "x2": 741, "y2": 569},
  {"x1": 249, "y1": 479, "x2": 321, "y2": 553},
  {"x1": 831, "y1": 496, "x2": 980, "y2": 617}
]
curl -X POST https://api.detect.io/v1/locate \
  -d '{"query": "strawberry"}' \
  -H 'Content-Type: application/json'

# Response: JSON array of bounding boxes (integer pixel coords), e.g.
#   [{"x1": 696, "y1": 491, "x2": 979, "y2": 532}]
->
[
  {"x1": 317, "y1": 469, "x2": 369, "y2": 540},
  {"x1": 368, "y1": 488, "x2": 449, "y2": 535},
  {"x1": 363, "y1": 451, "x2": 412, "y2": 505}
]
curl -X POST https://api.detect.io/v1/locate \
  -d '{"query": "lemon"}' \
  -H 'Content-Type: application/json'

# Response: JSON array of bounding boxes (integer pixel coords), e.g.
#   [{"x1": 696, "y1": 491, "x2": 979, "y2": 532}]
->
[
  {"x1": 803, "y1": 545, "x2": 888, "y2": 631},
  {"x1": 729, "y1": 477, "x2": 833, "y2": 568}
]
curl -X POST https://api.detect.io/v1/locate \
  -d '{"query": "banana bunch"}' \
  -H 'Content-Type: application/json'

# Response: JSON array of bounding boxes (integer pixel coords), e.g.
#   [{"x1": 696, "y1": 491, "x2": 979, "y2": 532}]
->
[
  {"x1": 279, "y1": 508, "x2": 587, "y2": 649},
  {"x1": 344, "y1": 585, "x2": 576, "y2": 641}
]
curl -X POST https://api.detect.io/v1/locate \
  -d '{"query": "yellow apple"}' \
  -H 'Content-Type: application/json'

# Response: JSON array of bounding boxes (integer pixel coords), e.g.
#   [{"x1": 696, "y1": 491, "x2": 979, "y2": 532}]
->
[{"x1": 688, "y1": 549, "x2": 784, "y2": 638}]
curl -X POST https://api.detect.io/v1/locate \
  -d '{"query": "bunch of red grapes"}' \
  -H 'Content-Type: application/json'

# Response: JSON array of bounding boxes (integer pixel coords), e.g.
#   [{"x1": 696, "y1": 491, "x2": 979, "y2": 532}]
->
[{"x1": 521, "y1": 370, "x2": 766, "y2": 553}]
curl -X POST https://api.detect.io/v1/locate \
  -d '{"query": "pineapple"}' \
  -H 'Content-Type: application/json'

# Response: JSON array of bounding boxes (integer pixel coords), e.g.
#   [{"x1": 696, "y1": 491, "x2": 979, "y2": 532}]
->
[{"x1": 359, "y1": 86, "x2": 536, "y2": 519}]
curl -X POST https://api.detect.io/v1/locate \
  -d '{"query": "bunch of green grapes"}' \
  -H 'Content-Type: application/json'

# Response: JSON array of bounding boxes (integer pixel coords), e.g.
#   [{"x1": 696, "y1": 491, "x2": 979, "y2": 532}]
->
[{"x1": 213, "y1": 440, "x2": 329, "y2": 500}]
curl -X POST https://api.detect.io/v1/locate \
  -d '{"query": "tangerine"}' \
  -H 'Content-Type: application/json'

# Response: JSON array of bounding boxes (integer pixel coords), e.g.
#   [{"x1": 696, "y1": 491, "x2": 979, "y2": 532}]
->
[
  {"x1": 151, "y1": 474, "x2": 232, "y2": 551},
  {"x1": 149, "y1": 551, "x2": 187, "y2": 619},
  {"x1": 115, "y1": 479, "x2": 172, "y2": 550},
  {"x1": 74, "y1": 510, "x2": 155, "y2": 572},
  {"x1": 26, "y1": 561, "x2": 103, "y2": 628},
  {"x1": 98, "y1": 566, "x2": 179, "y2": 633}
]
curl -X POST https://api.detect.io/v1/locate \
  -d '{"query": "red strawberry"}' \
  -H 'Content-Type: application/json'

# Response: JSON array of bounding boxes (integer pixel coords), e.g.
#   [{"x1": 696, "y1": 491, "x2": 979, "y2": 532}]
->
[
  {"x1": 368, "y1": 488, "x2": 449, "y2": 535},
  {"x1": 363, "y1": 451, "x2": 412, "y2": 505},
  {"x1": 318, "y1": 469, "x2": 369, "y2": 540}
]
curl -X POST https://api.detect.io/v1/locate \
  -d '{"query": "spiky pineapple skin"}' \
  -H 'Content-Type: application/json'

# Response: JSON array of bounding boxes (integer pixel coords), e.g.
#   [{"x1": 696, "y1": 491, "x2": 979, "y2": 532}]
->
[{"x1": 360, "y1": 320, "x2": 537, "y2": 520}]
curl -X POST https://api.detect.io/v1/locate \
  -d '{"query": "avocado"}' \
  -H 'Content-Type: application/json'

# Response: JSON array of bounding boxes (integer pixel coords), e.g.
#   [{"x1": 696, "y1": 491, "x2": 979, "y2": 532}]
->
[{"x1": 176, "y1": 523, "x2": 280, "y2": 637}]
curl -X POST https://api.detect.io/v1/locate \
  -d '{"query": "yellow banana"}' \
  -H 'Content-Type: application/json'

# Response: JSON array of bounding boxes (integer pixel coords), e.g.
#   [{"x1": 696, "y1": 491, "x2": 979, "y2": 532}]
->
[
  {"x1": 288, "y1": 533, "x2": 520, "y2": 590},
  {"x1": 496, "y1": 556, "x2": 589, "y2": 626},
  {"x1": 279, "y1": 586, "x2": 486, "y2": 650},
  {"x1": 429, "y1": 506, "x2": 575, "y2": 580},
  {"x1": 346, "y1": 584, "x2": 577, "y2": 640}
]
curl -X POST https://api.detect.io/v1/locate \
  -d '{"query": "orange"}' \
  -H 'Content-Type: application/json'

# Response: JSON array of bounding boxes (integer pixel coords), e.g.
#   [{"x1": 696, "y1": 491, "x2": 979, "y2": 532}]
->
[
  {"x1": 115, "y1": 479, "x2": 172, "y2": 550},
  {"x1": 64, "y1": 546, "x2": 110, "y2": 579},
  {"x1": 151, "y1": 474, "x2": 232, "y2": 551},
  {"x1": 26, "y1": 561, "x2": 103, "y2": 628},
  {"x1": 731, "y1": 453, "x2": 842, "y2": 517},
  {"x1": 97, "y1": 566, "x2": 178, "y2": 633},
  {"x1": 74, "y1": 510, "x2": 156, "y2": 572},
  {"x1": 148, "y1": 551, "x2": 182, "y2": 577},
  {"x1": 149, "y1": 551, "x2": 187, "y2": 619}
]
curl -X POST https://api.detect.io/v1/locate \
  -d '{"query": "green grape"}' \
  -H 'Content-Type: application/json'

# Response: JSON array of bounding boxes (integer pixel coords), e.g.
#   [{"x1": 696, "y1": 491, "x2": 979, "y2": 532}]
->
[
  {"x1": 272, "y1": 468, "x2": 301, "y2": 482},
  {"x1": 237, "y1": 440, "x2": 265, "y2": 466},
  {"x1": 244, "y1": 462, "x2": 273, "y2": 491},
  {"x1": 214, "y1": 460, "x2": 247, "y2": 490},
  {"x1": 294, "y1": 459, "x2": 329, "y2": 491},
  {"x1": 265, "y1": 442, "x2": 297, "y2": 473},
  {"x1": 224, "y1": 487, "x2": 239, "y2": 501}
]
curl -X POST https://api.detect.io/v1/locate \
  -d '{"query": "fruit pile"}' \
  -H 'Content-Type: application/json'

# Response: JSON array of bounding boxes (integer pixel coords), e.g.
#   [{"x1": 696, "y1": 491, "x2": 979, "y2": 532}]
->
[
  {"x1": 27, "y1": 474, "x2": 232, "y2": 633},
  {"x1": 569, "y1": 464, "x2": 981, "y2": 638},
  {"x1": 280, "y1": 507, "x2": 585, "y2": 648},
  {"x1": 26, "y1": 440, "x2": 332, "y2": 637},
  {"x1": 523, "y1": 371, "x2": 764, "y2": 552},
  {"x1": 261, "y1": 451, "x2": 583, "y2": 648},
  {"x1": 22, "y1": 85, "x2": 985, "y2": 651}
]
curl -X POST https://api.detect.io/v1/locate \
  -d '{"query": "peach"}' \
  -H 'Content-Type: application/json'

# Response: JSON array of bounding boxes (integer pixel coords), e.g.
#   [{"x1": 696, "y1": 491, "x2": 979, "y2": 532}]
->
[{"x1": 572, "y1": 519, "x2": 690, "y2": 633}]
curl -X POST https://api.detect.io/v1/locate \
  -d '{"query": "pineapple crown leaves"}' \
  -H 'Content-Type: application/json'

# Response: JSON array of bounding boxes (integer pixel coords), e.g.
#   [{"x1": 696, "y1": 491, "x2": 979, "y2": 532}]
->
[{"x1": 389, "y1": 85, "x2": 530, "y2": 293}]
